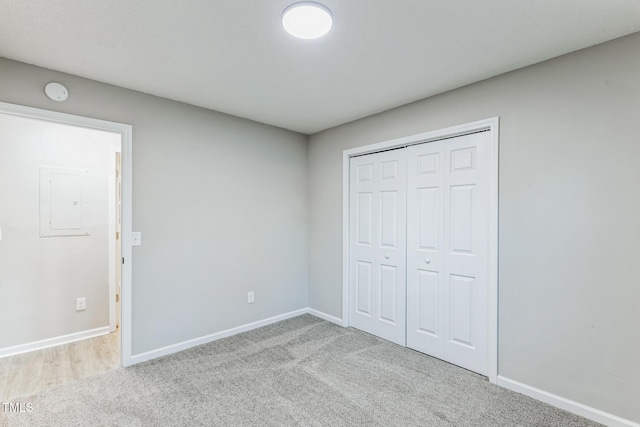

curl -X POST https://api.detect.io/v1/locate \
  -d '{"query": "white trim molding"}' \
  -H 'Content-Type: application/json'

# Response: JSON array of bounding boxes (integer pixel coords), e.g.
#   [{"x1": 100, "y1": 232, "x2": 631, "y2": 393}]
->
[
  {"x1": 0, "y1": 101, "x2": 134, "y2": 368},
  {"x1": 0, "y1": 327, "x2": 110, "y2": 359},
  {"x1": 307, "y1": 308, "x2": 343, "y2": 325},
  {"x1": 341, "y1": 117, "x2": 500, "y2": 383},
  {"x1": 129, "y1": 309, "x2": 308, "y2": 365},
  {"x1": 497, "y1": 376, "x2": 640, "y2": 427},
  {"x1": 107, "y1": 147, "x2": 121, "y2": 333},
  {"x1": 130, "y1": 308, "x2": 343, "y2": 365}
]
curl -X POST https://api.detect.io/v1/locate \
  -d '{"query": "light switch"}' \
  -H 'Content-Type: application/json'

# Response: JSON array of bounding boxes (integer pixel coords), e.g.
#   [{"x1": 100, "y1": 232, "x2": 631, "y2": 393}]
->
[{"x1": 132, "y1": 232, "x2": 142, "y2": 246}]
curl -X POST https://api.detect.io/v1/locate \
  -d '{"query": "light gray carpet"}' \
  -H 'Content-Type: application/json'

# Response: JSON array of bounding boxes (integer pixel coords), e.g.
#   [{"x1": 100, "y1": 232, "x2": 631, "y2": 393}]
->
[{"x1": 1, "y1": 315, "x2": 600, "y2": 426}]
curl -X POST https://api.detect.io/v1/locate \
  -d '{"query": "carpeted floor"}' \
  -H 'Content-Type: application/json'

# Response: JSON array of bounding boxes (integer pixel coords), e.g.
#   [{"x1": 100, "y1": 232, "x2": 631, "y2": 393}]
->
[{"x1": 1, "y1": 314, "x2": 600, "y2": 426}]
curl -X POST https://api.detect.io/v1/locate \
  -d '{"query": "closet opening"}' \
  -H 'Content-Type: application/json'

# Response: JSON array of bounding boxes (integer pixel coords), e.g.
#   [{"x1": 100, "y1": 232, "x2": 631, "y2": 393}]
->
[{"x1": 341, "y1": 118, "x2": 499, "y2": 382}]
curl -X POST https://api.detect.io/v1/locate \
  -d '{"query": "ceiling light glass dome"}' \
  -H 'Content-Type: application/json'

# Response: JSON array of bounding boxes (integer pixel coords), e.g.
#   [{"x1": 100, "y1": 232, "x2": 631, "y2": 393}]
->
[{"x1": 282, "y1": 2, "x2": 333, "y2": 39}]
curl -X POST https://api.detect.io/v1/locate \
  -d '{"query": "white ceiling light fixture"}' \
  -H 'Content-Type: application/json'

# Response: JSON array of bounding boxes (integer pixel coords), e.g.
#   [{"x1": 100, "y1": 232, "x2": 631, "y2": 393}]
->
[{"x1": 282, "y1": 2, "x2": 333, "y2": 39}]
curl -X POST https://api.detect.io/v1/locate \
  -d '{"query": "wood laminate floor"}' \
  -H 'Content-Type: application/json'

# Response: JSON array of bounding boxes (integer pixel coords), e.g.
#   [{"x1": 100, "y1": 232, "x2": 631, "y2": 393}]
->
[{"x1": 0, "y1": 331, "x2": 120, "y2": 401}]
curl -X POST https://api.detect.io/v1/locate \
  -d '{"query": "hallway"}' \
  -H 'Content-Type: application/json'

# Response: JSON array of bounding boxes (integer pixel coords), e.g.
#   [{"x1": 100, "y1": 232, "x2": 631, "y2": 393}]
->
[{"x1": 0, "y1": 332, "x2": 120, "y2": 400}]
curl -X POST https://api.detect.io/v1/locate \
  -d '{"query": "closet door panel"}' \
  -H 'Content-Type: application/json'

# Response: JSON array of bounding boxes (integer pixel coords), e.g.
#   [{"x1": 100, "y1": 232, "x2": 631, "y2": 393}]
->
[
  {"x1": 442, "y1": 132, "x2": 489, "y2": 375},
  {"x1": 407, "y1": 132, "x2": 490, "y2": 376},
  {"x1": 406, "y1": 140, "x2": 445, "y2": 357},
  {"x1": 349, "y1": 149, "x2": 406, "y2": 345}
]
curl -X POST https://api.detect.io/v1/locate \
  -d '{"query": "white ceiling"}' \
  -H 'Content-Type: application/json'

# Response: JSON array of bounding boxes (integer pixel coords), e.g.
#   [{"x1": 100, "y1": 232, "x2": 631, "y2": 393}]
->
[{"x1": 1, "y1": 1, "x2": 639, "y2": 134}]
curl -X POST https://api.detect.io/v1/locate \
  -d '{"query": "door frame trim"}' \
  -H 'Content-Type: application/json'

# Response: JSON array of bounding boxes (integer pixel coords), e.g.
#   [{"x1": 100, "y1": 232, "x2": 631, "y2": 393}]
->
[
  {"x1": 342, "y1": 117, "x2": 499, "y2": 383},
  {"x1": 0, "y1": 101, "x2": 134, "y2": 368},
  {"x1": 107, "y1": 147, "x2": 121, "y2": 333}
]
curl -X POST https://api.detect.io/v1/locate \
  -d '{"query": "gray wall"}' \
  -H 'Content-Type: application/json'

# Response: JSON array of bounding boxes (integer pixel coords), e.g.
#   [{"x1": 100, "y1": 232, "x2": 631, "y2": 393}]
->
[
  {"x1": 308, "y1": 33, "x2": 640, "y2": 422},
  {"x1": 0, "y1": 57, "x2": 309, "y2": 355},
  {"x1": 2, "y1": 30, "x2": 638, "y2": 423},
  {"x1": 0, "y1": 114, "x2": 119, "y2": 347}
]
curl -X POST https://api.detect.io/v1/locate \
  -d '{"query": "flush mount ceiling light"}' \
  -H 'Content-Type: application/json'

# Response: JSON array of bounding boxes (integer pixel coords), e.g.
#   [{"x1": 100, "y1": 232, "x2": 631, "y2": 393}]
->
[{"x1": 282, "y1": 2, "x2": 333, "y2": 39}]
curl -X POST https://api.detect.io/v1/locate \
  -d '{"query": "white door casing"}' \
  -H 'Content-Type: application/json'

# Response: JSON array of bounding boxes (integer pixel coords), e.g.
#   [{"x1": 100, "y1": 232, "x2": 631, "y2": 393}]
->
[
  {"x1": 108, "y1": 147, "x2": 122, "y2": 333},
  {"x1": 349, "y1": 149, "x2": 407, "y2": 345},
  {"x1": 406, "y1": 131, "x2": 490, "y2": 375}
]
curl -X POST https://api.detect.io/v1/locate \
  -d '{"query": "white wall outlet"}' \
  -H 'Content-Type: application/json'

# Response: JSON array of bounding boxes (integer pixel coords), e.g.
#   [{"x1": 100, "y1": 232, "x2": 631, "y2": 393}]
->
[
  {"x1": 247, "y1": 291, "x2": 255, "y2": 304},
  {"x1": 76, "y1": 297, "x2": 86, "y2": 311}
]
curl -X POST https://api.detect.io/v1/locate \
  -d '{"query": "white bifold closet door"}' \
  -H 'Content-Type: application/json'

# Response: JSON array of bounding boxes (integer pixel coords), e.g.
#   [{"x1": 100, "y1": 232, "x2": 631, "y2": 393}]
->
[
  {"x1": 406, "y1": 131, "x2": 489, "y2": 375},
  {"x1": 349, "y1": 131, "x2": 490, "y2": 376},
  {"x1": 349, "y1": 149, "x2": 407, "y2": 346}
]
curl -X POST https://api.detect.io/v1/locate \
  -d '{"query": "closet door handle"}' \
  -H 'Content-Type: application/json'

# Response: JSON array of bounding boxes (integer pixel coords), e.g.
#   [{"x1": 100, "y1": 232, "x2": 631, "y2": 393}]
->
[
  {"x1": 424, "y1": 258, "x2": 431, "y2": 264},
  {"x1": 385, "y1": 254, "x2": 390, "y2": 259}
]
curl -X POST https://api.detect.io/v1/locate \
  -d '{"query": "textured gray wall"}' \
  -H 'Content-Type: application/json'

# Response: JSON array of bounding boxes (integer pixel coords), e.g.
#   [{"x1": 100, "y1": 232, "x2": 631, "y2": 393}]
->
[
  {"x1": 0, "y1": 57, "x2": 309, "y2": 355},
  {"x1": 308, "y1": 33, "x2": 640, "y2": 422}
]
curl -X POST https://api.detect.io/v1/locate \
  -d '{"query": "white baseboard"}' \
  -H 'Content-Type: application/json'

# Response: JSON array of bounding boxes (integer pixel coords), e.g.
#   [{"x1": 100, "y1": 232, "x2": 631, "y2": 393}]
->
[
  {"x1": 0, "y1": 326, "x2": 111, "y2": 359},
  {"x1": 306, "y1": 308, "x2": 343, "y2": 325},
  {"x1": 130, "y1": 308, "x2": 343, "y2": 366},
  {"x1": 497, "y1": 376, "x2": 639, "y2": 427},
  {"x1": 129, "y1": 308, "x2": 308, "y2": 365}
]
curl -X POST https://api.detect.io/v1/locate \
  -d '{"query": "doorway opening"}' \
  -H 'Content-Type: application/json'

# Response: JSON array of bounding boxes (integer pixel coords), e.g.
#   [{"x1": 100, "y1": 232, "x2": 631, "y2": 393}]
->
[{"x1": 0, "y1": 102, "x2": 133, "y2": 399}]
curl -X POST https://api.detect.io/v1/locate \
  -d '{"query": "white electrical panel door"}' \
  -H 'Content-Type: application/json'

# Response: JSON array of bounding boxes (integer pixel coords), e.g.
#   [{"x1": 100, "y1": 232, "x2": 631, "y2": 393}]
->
[
  {"x1": 349, "y1": 149, "x2": 407, "y2": 346},
  {"x1": 40, "y1": 166, "x2": 90, "y2": 237},
  {"x1": 406, "y1": 132, "x2": 490, "y2": 375}
]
